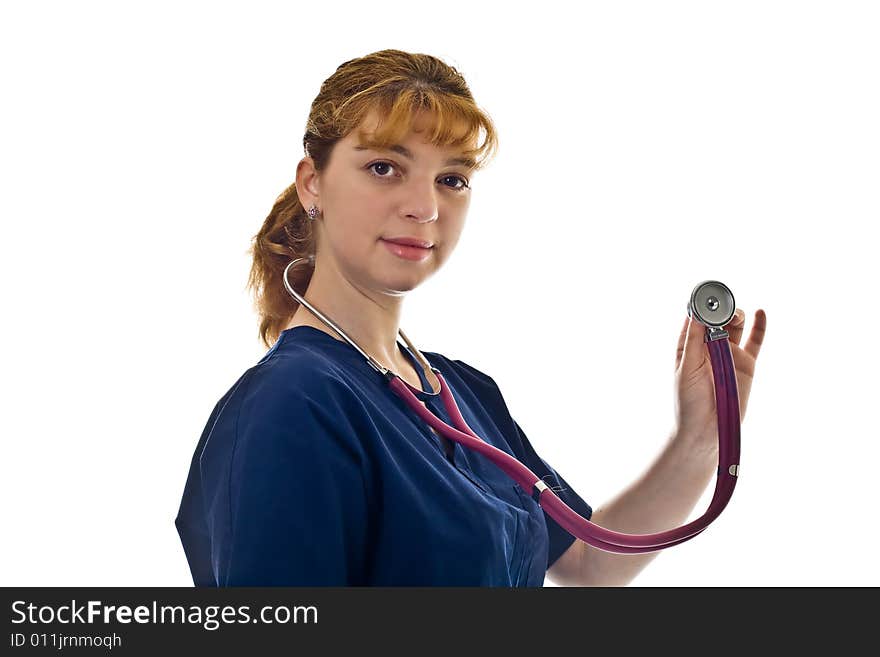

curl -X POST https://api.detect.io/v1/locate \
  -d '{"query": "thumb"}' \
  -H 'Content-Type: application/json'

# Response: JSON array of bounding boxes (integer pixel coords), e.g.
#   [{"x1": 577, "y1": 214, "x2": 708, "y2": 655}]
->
[{"x1": 682, "y1": 313, "x2": 707, "y2": 369}]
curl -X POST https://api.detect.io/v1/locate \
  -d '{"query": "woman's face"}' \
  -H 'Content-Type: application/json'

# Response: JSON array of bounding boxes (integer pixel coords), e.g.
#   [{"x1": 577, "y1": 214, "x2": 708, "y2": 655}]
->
[{"x1": 304, "y1": 110, "x2": 474, "y2": 297}]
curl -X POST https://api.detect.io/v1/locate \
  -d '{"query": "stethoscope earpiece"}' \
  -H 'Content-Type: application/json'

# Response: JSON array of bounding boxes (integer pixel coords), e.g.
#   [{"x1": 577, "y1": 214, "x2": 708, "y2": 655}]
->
[{"x1": 687, "y1": 280, "x2": 736, "y2": 328}]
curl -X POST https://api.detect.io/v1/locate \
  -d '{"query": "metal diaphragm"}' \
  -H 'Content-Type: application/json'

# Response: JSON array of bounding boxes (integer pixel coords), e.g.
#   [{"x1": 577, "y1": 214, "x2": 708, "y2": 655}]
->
[{"x1": 687, "y1": 280, "x2": 736, "y2": 328}]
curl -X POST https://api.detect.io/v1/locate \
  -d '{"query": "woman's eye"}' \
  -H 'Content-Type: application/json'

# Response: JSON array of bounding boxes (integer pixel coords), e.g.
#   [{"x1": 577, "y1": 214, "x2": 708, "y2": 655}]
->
[
  {"x1": 441, "y1": 175, "x2": 470, "y2": 191},
  {"x1": 366, "y1": 161, "x2": 470, "y2": 191},
  {"x1": 368, "y1": 161, "x2": 396, "y2": 177}
]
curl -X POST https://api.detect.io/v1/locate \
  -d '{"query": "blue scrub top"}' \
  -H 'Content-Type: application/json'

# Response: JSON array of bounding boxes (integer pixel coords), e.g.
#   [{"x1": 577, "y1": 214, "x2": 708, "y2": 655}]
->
[{"x1": 175, "y1": 325, "x2": 593, "y2": 586}]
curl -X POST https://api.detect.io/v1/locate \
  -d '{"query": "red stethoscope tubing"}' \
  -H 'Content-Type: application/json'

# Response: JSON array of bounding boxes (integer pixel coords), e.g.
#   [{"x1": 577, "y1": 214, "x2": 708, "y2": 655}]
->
[{"x1": 388, "y1": 331, "x2": 741, "y2": 554}]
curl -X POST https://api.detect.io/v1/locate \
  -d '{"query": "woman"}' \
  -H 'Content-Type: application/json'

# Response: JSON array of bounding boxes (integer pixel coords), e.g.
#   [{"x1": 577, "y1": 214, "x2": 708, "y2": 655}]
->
[{"x1": 174, "y1": 48, "x2": 767, "y2": 587}]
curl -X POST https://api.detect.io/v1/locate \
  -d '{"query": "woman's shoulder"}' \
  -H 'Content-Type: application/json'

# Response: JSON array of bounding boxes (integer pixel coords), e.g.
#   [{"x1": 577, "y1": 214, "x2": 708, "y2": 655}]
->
[
  {"x1": 202, "y1": 342, "x2": 372, "y2": 452},
  {"x1": 199, "y1": 338, "x2": 353, "y2": 430},
  {"x1": 424, "y1": 350, "x2": 500, "y2": 391},
  {"x1": 244, "y1": 340, "x2": 364, "y2": 409}
]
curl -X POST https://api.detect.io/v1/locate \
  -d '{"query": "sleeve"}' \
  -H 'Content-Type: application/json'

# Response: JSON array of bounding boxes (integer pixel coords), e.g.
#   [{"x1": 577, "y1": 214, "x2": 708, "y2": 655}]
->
[
  {"x1": 221, "y1": 382, "x2": 372, "y2": 586},
  {"x1": 506, "y1": 418, "x2": 593, "y2": 569},
  {"x1": 175, "y1": 394, "x2": 230, "y2": 587}
]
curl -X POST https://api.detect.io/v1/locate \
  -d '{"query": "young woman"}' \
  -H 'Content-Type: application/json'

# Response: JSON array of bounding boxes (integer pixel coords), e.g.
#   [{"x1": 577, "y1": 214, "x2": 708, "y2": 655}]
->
[{"x1": 174, "y1": 48, "x2": 767, "y2": 587}]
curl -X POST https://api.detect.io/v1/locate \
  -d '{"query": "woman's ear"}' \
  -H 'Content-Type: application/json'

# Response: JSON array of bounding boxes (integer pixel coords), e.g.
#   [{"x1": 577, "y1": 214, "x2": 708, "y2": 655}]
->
[{"x1": 295, "y1": 157, "x2": 321, "y2": 205}]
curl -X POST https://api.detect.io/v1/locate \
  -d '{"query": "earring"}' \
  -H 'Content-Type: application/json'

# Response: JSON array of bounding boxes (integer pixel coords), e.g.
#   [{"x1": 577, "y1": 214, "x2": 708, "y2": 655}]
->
[{"x1": 307, "y1": 205, "x2": 321, "y2": 220}]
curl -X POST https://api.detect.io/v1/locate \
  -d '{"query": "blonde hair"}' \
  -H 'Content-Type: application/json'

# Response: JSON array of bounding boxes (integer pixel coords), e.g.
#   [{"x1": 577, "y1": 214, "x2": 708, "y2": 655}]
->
[{"x1": 246, "y1": 48, "x2": 499, "y2": 349}]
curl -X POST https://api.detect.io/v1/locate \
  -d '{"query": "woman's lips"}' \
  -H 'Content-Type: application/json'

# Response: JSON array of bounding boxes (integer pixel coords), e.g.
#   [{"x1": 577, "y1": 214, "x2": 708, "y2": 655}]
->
[{"x1": 381, "y1": 238, "x2": 433, "y2": 261}]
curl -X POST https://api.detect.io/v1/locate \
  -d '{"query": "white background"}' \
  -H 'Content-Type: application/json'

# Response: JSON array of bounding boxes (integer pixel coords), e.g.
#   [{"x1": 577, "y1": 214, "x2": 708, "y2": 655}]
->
[{"x1": 2, "y1": 1, "x2": 877, "y2": 587}]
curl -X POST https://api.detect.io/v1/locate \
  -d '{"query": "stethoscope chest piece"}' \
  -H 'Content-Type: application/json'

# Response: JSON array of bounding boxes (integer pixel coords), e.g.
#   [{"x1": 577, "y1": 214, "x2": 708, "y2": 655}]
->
[{"x1": 688, "y1": 280, "x2": 736, "y2": 328}]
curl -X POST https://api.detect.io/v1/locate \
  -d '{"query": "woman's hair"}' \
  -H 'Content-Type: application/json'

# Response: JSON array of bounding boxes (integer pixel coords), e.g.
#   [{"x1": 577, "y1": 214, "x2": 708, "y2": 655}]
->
[{"x1": 246, "y1": 48, "x2": 499, "y2": 349}]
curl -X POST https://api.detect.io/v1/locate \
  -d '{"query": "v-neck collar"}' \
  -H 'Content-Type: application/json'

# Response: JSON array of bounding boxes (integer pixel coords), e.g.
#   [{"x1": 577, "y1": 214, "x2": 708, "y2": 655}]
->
[{"x1": 274, "y1": 324, "x2": 437, "y2": 402}]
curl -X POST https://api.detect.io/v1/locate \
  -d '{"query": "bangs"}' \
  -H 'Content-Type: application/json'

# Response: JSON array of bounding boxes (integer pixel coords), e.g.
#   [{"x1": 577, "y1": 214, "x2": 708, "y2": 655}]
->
[{"x1": 348, "y1": 89, "x2": 497, "y2": 171}]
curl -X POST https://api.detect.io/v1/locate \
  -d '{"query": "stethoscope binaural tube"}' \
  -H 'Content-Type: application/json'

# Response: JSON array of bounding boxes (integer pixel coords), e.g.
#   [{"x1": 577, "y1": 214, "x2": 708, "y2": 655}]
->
[{"x1": 283, "y1": 258, "x2": 741, "y2": 554}]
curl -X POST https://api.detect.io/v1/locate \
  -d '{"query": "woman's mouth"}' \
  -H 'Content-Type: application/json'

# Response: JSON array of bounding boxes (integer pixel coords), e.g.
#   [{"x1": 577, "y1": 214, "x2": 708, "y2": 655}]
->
[{"x1": 380, "y1": 238, "x2": 434, "y2": 261}]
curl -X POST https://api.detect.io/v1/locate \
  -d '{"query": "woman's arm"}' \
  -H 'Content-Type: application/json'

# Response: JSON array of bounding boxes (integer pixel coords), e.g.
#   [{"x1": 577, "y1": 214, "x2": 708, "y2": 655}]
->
[{"x1": 547, "y1": 428, "x2": 718, "y2": 587}]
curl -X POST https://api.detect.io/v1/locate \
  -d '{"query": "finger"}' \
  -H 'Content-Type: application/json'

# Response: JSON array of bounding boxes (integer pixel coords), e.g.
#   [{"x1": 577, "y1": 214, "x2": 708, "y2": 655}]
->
[
  {"x1": 724, "y1": 307, "x2": 746, "y2": 346},
  {"x1": 675, "y1": 315, "x2": 689, "y2": 370},
  {"x1": 744, "y1": 308, "x2": 767, "y2": 360},
  {"x1": 730, "y1": 339, "x2": 756, "y2": 380}
]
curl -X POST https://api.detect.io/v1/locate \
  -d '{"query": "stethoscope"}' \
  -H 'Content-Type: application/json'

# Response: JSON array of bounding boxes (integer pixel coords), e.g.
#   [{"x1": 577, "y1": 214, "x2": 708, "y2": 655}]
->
[{"x1": 282, "y1": 256, "x2": 741, "y2": 554}]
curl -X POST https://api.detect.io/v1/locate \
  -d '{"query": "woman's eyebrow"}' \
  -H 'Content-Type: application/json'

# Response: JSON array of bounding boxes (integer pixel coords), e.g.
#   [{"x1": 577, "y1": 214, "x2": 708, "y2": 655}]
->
[{"x1": 353, "y1": 143, "x2": 476, "y2": 170}]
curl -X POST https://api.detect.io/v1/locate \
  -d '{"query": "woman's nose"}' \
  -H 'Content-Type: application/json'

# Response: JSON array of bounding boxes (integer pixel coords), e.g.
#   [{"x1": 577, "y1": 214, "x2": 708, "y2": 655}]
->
[{"x1": 399, "y1": 181, "x2": 440, "y2": 223}]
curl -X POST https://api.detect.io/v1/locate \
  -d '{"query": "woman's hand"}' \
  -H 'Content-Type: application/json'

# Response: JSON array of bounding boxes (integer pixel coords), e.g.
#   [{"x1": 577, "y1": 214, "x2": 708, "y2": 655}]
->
[{"x1": 673, "y1": 308, "x2": 767, "y2": 449}]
